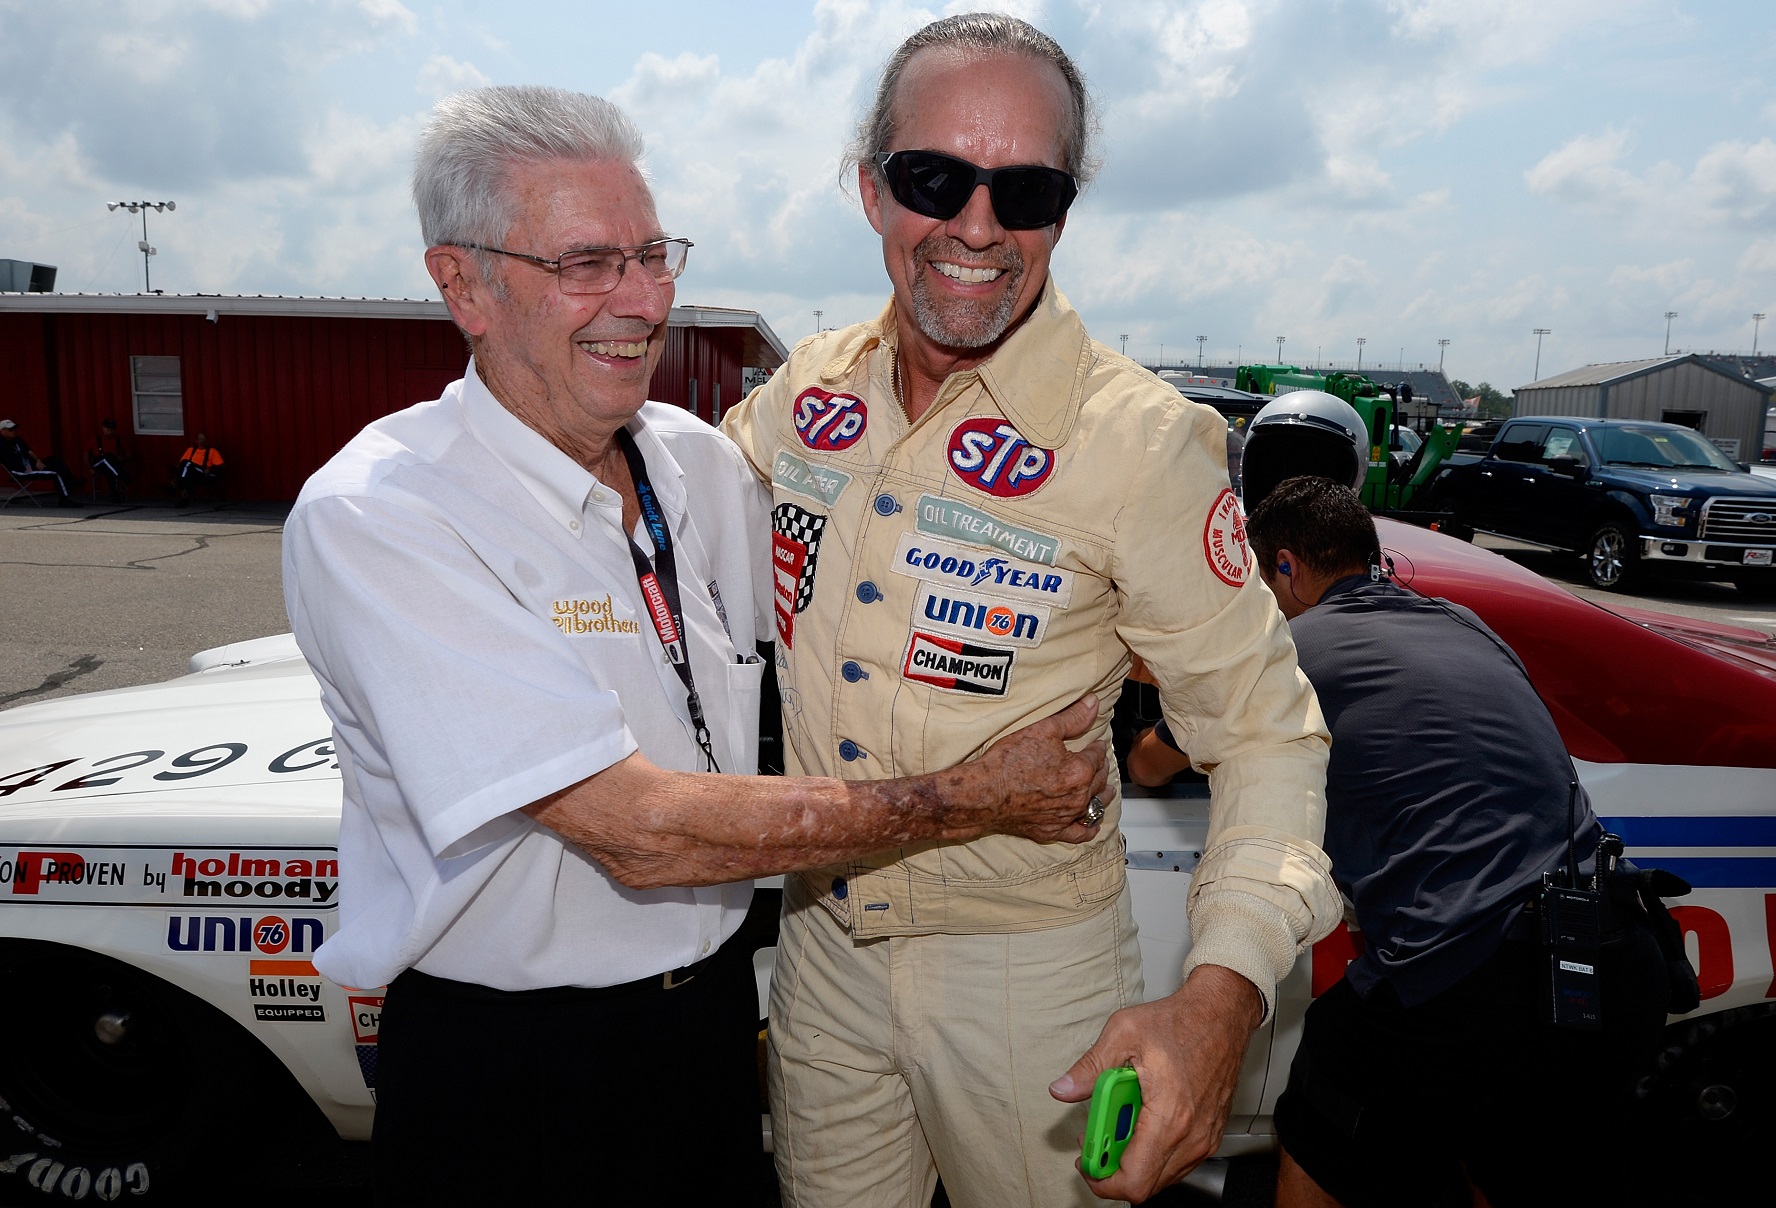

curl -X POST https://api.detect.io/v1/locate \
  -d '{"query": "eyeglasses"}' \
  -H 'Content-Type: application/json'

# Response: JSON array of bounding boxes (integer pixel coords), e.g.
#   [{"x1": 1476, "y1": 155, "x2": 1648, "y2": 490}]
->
[
  {"x1": 451, "y1": 237, "x2": 693, "y2": 295},
  {"x1": 874, "y1": 150, "x2": 1078, "y2": 230}
]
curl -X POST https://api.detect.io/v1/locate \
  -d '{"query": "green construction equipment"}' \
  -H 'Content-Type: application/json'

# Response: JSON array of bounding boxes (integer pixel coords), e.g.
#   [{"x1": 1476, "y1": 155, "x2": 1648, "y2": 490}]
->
[{"x1": 1234, "y1": 364, "x2": 1460, "y2": 512}]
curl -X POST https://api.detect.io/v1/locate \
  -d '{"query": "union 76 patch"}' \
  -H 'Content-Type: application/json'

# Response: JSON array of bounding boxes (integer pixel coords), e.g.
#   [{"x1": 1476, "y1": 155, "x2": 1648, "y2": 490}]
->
[{"x1": 1202, "y1": 488, "x2": 1250, "y2": 587}]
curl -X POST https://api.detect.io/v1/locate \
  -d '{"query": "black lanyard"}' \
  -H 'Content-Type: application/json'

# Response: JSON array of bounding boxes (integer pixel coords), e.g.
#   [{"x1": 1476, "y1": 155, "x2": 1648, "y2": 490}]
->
[{"x1": 614, "y1": 428, "x2": 720, "y2": 773}]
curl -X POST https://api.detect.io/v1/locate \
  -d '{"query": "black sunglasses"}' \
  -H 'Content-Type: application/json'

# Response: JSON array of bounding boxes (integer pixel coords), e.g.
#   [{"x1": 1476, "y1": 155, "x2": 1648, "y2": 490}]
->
[{"x1": 874, "y1": 150, "x2": 1078, "y2": 230}]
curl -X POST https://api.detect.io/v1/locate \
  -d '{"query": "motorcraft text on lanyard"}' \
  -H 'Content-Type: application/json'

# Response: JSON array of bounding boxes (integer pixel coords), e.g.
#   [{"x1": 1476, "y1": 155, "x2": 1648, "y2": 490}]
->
[{"x1": 615, "y1": 428, "x2": 721, "y2": 773}]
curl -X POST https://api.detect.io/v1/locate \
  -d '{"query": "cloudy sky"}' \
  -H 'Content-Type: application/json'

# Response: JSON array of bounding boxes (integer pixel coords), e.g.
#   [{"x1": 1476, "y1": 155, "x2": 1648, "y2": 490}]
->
[{"x1": 2, "y1": 0, "x2": 1772, "y2": 391}]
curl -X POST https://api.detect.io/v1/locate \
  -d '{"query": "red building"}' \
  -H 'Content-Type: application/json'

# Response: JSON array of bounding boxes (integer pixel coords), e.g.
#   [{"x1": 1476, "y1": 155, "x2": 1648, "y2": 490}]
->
[{"x1": 0, "y1": 293, "x2": 785, "y2": 502}]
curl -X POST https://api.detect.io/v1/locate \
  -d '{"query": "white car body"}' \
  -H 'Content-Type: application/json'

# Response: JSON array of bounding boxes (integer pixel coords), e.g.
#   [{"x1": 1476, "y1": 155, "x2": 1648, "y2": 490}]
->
[{"x1": 2, "y1": 522, "x2": 1773, "y2": 1201}]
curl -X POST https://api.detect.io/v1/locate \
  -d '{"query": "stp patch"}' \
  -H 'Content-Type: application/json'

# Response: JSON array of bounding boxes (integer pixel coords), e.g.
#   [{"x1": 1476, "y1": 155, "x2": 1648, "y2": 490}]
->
[
  {"x1": 793, "y1": 387, "x2": 868, "y2": 453},
  {"x1": 772, "y1": 502, "x2": 827, "y2": 649},
  {"x1": 1203, "y1": 488, "x2": 1250, "y2": 587},
  {"x1": 946, "y1": 418, "x2": 1053, "y2": 498},
  {"x1": 902, "y1": 631, "x2": 1015, "y2": 696}
]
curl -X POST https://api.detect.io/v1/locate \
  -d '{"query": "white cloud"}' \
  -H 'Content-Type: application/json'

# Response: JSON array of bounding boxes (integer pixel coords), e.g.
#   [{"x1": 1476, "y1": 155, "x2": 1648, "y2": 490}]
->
[
  {"x1": 1524, "y1": 128, "x2": 1643, "y2": 211},
  {"x1": 416, "y1": 55, "x2": 490, "y2": 100},
  {"x1": 1528, "y1": 130, "x2": 1776, "y2": 234}
]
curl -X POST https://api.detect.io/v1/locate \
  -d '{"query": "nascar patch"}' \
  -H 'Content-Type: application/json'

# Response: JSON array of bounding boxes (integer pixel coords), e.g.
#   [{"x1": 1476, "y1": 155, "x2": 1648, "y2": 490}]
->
[
  {"x1": 902, "y1": 631, "x2": 1015, "y2": 696},
  {"x1": 772, "y1": 502, "x2": 827, "y2": 649},
  {"x1": 792, "y1": 387, "x2": 868, "y2": 453},
  {"x1": 891, "y1": 532, "x2": 1073, "y2": 607},
  {"x1": 915, "y1": 583, "x2": 1050, "y2": 648},
  {"x1": 773, "y1": 448, "x2": 853, "y2": 507},
  {"x1": 946, "y1": 417, "x2": 1054, "y2": 497},
  {"x1": 916, "y1": 495, "x2": 1059, "y2": 565},
  {"x1": 1202, "y1": 488, "x2": 1250, "y2": 587}
]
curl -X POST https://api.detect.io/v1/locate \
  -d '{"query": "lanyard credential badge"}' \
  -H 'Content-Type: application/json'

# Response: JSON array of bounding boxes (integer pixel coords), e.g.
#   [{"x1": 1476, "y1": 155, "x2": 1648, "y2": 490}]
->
[{"x1": 614, "y1": 428, "x2": 719, "y2": 772}]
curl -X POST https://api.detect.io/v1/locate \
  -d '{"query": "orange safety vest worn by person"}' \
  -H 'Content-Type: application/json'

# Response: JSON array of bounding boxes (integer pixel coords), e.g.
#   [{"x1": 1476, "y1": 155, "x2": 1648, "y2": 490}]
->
[{"x1": 178, "y1": 439, "x2": 224, "y2": 471}]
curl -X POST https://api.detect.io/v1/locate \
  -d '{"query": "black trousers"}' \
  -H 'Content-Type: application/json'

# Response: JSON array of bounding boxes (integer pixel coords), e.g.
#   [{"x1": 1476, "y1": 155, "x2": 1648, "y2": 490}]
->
[
  {"x1": 372, "y1": 940, "x2": 765, "y2": 1206},
  {"x1": 1275, "y1": 913, "x2": 1668, "y2": 1208}
]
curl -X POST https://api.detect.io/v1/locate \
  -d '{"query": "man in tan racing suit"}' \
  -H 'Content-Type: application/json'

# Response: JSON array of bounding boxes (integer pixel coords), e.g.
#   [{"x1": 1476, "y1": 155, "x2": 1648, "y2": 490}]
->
[{"x1": 721, "y1": 14, "x2": 1340, "y2": 1206}]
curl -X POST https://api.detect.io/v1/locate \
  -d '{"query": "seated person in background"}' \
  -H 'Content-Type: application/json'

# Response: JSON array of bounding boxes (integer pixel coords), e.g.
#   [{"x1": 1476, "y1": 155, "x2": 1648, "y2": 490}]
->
[
  {"x1": 173, "y1": 433, "x2": 224, "y2": 505},
  {"x1": 1129, "y1": 475, "x2": 1675, "y2": 1208},
  {"x1": 1, "y1": 418, "x2": 77, "y2": 506},
  {"x1": 89, "y1": 418, "x2": 129, "y2": 503}
]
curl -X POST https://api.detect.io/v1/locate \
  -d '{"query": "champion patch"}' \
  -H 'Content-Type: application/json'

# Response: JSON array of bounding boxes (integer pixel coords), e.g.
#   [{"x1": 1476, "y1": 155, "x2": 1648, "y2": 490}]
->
[
  {"x1": 792, "y1": 387, "x2": 868, "y2": 453},
  {"x1": 902, "y1": 631, "x2": 1015, "y2": 696},
  {"x1": 946, "y1": 417, "x2": 1053, "y2": 497},
  {"x1": 772, "y1": 503, "x2": 827, "y2": 648},
  {"x1": 1202, "y1": 488, "x2": 1250, "y2": 587}
]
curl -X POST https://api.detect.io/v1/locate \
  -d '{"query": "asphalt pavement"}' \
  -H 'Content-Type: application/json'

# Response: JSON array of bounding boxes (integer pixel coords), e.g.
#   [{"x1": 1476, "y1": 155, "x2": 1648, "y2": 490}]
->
[{"x1": 0, "y1": 499, "x2": 290, "y2": 710}]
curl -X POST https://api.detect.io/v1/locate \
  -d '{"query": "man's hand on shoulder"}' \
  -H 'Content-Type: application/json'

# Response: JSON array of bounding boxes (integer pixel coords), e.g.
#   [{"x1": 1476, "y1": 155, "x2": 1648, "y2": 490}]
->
[{"x1": 1049, "y1": 965, "x2": 1262, "y2": 1203}]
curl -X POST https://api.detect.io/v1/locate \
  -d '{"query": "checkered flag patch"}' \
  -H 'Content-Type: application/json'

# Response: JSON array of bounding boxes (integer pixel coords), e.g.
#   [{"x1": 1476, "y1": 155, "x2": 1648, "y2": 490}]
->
[{"x1": 773, "y1": 502, "x2": 827, "y2": 613}]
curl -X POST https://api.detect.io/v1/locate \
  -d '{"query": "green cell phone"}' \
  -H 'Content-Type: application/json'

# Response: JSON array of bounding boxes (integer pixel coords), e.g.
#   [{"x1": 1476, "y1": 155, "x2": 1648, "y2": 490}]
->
[{"x1": 1081, "y1": 1065, "x2": 1142, "y2": 1179}]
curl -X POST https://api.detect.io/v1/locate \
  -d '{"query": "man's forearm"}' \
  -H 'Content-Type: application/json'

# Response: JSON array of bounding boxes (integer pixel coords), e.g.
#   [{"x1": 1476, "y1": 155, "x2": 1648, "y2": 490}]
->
[{"x1": 525, "y1": 696, "x2": 1107, "y2": 888}]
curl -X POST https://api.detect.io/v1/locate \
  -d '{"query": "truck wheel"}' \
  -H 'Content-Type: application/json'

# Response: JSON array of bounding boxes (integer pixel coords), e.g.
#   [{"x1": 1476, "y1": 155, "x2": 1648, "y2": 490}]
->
[
  {"x1": 1734, "y1": 570, "x2": 1776, "y2": 599},
  {"x1": 1583, "y1": 522, "x2": 1642, "y2": 591},
  {"x1": 0, "y1": 942, "x2": 266, "y2": 1201}
]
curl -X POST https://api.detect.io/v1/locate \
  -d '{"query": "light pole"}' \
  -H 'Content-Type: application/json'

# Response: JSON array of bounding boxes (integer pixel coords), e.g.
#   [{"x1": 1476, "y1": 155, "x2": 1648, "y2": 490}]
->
[
  {"x1": 1664, "y1": 311, "x2": 1678, "y2": 356},
  {"x1": 1160, "y1": 343, "x2": 1165, "y2": 367},
  {"x1": 1355, "y1": 338, "x2": 1366, "y2": 372},
  {"x1": 1120, "y1": 333, "x2": 1129, "y2": 356},
  {"x1": 1437, "y1": 339, "x2": 1450, "y2": 373},
  {"x1": 1755, "y1": 313, "x2": 1766, "y2": 356},
  {"x1": 1276, "y1": 335, "x2": 1286, "y2": 363},
  {"x1": 107, "y1": 200, "x2": 176, "y2": 292},
  {"x1": 1196, "y1": 335, "x2": 1206, "y2": 368},
  {"x1": 1532, "y1": 328, "x2": 1551, "y2": 380},
  {"x1": 812, "y1": 309, "x2": 823, "y2": 333}
]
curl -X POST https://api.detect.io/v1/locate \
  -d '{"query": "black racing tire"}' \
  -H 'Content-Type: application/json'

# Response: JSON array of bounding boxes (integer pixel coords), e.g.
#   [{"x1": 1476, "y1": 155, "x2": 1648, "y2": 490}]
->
[
  {"x1": 0, "y1": 941, "x2": 270, "y2": 1202},
  {"x1": 1734, "y1": 569, "x2": 1776, "y2": 599},
  {"x1": 1627, "y1": 1005, "x2": 1776, "y2": 1207},
  {"x1": 1583, "y1": 521, "x2": 1643, "y2": 591}
]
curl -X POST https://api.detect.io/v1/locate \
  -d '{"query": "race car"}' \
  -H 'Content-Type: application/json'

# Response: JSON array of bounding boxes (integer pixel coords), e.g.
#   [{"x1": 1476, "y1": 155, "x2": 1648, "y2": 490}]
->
[{"x1": 1, "y1": 520, "x2": 1772, "y2": 1203}]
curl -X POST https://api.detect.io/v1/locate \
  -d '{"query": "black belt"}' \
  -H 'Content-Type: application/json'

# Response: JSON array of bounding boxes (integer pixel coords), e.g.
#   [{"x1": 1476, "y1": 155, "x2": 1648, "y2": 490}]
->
[{"x1": 400, "y1": 945, "x2": 727, "y2": 1003}]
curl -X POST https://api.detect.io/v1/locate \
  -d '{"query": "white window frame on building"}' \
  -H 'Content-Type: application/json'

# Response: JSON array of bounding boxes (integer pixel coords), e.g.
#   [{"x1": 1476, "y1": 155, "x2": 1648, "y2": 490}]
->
[{"x1": 130, "y1": 355, "x2": 184, "y2": 436}]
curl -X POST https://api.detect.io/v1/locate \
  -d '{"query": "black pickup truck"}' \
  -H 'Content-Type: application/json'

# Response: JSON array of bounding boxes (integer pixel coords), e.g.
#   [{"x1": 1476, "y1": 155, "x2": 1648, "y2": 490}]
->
[{"x1": 1426, "y1": 416, "x2": 1776, "y2": 596}]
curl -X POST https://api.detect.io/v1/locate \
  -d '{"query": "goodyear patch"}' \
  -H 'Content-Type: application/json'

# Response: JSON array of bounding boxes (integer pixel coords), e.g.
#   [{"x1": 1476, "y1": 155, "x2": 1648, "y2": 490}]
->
[{"x1": 890, "y1": 532, "x2": 1073, "y2": 607}]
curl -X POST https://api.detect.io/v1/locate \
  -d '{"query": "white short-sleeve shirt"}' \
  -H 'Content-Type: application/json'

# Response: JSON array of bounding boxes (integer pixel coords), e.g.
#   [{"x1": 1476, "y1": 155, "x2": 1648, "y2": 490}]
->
[{"x1": 284, "y1": 363, "x2": 774, "y2": 991}]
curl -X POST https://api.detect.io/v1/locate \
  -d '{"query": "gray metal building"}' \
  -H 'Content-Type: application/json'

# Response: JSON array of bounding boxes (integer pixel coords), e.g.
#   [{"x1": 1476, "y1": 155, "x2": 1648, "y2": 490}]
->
[{"x1": 1514, "y1": 354, "x2": 1772, "y2": 461}]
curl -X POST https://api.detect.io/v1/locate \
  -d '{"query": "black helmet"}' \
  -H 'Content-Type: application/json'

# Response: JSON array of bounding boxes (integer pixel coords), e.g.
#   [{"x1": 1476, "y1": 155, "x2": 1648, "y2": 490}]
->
[{"x1": 1240, "y1": 390, "x2": 1367, "y2": 510}]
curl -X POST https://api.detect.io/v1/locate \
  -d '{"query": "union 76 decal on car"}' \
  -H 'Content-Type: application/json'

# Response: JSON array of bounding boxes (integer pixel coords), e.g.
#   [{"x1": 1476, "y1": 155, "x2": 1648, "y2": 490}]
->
[
  {"x1": 792, "y1": 387, "x2": 868, "y2": 453},
  {"x1": 902, "y1": 631, "x2": 1015, "y2": 696},
  {"x1": 772, "y1": 502, "x2": 827, "y2": 649},
  {"x1": 946, "y1": 417, "x2": 1054, "y2": 497},
  {"x1": 1202, "y1": 488, "x2": 1250, "y2": 587}
]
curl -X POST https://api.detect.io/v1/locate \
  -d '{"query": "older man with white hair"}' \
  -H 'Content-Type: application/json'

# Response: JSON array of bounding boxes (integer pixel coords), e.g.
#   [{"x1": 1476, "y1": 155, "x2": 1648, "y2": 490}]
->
[{"x1": 283, "y1": 85, "x2": 1110, "y2": 1204}]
